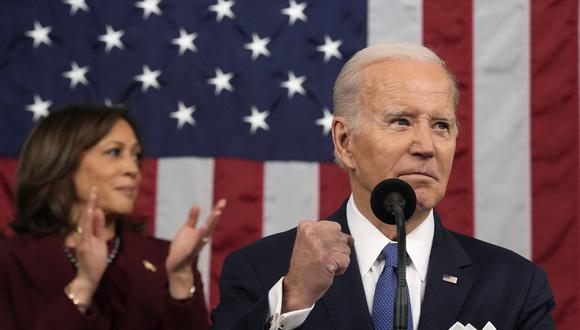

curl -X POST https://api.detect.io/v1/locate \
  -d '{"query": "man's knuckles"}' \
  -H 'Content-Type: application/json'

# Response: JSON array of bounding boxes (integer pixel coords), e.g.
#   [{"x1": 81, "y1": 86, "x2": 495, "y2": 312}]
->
[{"x1": 297, "y1": 220, "x2": 341, "y2": 235}]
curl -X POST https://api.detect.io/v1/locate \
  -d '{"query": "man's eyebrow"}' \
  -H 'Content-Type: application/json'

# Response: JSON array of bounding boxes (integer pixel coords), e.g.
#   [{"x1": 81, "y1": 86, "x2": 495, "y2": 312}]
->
[
  {"x1": 431, "y1": 114, "x2": 457, "y2": 122},
  {"x1": 380, "y1": 108, "x2": 457, "y2": 121},
  {"x1": 382, "y1": 108, "x2": 415, "y2": 117}
]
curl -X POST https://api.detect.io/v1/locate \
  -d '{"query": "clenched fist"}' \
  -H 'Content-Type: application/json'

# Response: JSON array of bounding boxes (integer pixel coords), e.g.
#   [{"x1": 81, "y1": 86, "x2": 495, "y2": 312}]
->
[{"x1": 282, "y1": 220, "x2": 354, "y2": 313}]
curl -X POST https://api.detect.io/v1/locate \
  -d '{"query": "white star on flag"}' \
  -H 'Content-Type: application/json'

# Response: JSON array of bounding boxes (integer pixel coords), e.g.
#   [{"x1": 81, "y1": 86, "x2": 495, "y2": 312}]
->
[
  {"x1": 209, "y1": 0, "x2": 235, "y2": 22},
  {"x1": 281, "y1": 0, "x2": 307, "y2": 25},
  {"x1": 25, "y1": 21, "x2": 52, "y2": 48},
  {"x1": 281, "y1": 71, "x2": 306, "y2": 98},
  {"x1": 244, "y1": 33, "x2": 271, "y2": 61},
  {"x1": 63, "y1": 0, "x2": 89, "y2": 15},
  {"x1": 315, "y1": 107, "x2": 333, "y2": 135},
  {"x1": 316, "y1": 35, "x2": 343, "y2": 62},
  {"x1": 62, "y1": 62, "x2": 90, "y2": 89},
  {"x1": 98, "y1": 25, "x2": 125, "y2": 53},
  {"x1": 171, "y1": 28, "x2": 198, "y2": 55},
  {"x1": 135, "y1": 0, "x2": 162, "y2": 19},
  {"x1": 26, "y1": 95, "x2": 52, "y2": 121},
  {"x1": 170, "y1": 101, "x2": 196, "y2": 129},
  {"x1": 103, "y1": 99, "x2": 124, "y2": 107},
  {"x1": 243, "y1": 106, "x2": 270, "y2": 134},
  {"x1": 207, "y1": 68, "x2": 234, "y2": 95},
  {"x1": 134, "y1": 65, "x2": 161, "y2": 92}
]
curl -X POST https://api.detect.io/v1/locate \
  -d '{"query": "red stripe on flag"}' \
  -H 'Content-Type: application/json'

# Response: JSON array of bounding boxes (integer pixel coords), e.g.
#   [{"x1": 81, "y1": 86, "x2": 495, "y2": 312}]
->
[
  {"x1": 531, "y1": 0, "x2": 579, "y2": 328},
  {"x1": 0, "y1": 158, "x2": 17, "y2": 235},
  {"x1": 132, "y1": 158, "x2": 157, "y2": 237},
  {"x1": 319, "y1": 162, "x2": 350, "y2": 218},
  {"x1": 423, "y1": 0, "x2": 474, "y2": 236},
  {"x1": 210, "y1": 158, "x2": 264, "y2": 309}
]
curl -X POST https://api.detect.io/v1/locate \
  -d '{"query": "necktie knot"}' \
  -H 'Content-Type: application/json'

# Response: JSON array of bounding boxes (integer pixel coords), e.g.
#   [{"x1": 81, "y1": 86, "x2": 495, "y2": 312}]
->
[{"x1": 381, "y1": 243, "x2": 398, "y2": 268}]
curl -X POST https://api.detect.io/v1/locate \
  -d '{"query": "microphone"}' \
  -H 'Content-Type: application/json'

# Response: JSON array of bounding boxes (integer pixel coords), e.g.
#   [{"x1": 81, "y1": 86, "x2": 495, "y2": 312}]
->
[
  {"x1": 370, "y1": 178, "x2": 417, "y2": 330},
  {"x1": 370, "y1": 178, "x2": 416, "y2": 225}
]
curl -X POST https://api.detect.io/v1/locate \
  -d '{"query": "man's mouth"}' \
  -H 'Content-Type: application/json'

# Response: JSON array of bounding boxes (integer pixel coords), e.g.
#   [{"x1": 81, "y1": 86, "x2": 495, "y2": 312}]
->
[{"x1": 398, "y1": 171, "x2": 438, "y2": 182}]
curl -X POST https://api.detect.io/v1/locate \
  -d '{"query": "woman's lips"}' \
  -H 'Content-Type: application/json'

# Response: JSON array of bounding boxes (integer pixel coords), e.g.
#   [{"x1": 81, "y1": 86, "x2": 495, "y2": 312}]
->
[{"x1": 115, "y1": 186, "x2": 137, "y2": 198}]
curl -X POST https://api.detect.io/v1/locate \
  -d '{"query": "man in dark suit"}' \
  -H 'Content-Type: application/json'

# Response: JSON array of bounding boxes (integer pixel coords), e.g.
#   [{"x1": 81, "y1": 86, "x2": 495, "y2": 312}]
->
[{"x1": 210, "y1": 43, "x2": 555, "y2": 330}]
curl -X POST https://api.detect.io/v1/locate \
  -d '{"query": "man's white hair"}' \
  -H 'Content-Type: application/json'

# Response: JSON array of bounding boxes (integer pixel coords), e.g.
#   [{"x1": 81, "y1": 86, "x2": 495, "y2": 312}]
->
[{"x1": 332, "y1": 42, "x2": 459, "y2": 130}]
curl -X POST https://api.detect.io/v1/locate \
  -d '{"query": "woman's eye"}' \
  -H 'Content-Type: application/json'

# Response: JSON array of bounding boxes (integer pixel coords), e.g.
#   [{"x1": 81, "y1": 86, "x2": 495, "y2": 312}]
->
[
  {"x1": 133, "y1": 152, "x2": 143, "y2": 161},
  {"x1": 106, "y1": 148, "x2": 122, "y2": 157}
]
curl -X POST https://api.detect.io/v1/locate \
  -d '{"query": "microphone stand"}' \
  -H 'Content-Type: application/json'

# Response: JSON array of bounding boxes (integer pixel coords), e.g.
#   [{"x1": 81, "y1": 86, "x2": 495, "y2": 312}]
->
[
  {"x1": 372, "y1": 179, "x2": 416, "y2": 330},
  {"x1": 390, "y1": 200, "x2": 409, "y2": 329}
]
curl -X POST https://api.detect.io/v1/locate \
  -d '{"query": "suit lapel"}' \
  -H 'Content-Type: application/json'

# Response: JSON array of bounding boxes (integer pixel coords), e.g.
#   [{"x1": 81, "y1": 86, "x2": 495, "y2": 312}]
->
[
  {"x1": 418, "y1": 211, "x2": 473, "y2": 328},
  {"x1": 319, "y1": 201, "x2": 375, "y2": 330},
  {"x1": 114, "y1": 226, "x2": 167, "y2": 284}
]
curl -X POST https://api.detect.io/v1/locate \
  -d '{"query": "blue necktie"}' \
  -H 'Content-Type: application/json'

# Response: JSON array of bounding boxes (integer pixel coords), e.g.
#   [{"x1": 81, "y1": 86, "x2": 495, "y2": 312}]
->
[{"x1": 372, "y1": 243, "x2": 413, "y2": 330}]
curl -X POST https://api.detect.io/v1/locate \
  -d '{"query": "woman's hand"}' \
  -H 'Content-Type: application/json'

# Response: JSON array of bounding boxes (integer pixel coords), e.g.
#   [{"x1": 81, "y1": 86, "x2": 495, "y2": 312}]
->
[
  {"x1": 65, "y1": 187, "x2": 109, "y2": 312},
  {"x1": 165, "y1": 199, "x2": 227, "y2": 300}
]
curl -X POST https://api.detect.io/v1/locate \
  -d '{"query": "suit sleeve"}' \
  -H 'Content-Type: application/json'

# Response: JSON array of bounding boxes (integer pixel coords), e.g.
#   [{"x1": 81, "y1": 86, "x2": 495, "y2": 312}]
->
[
  {"x1": 35, "y1": 296, "x2": 108, "y2": 330},
  {"x1": 160, "y1": 267, "x2": 211, "y2": 330},
  {"x1": 120, "y1": 262, "x2": 210, "y2": 330},
  {"x1": 0, "y1": 241, "x2": 106, "y2": 330},
  {"x1": 516, "y1": 266, "x2": 556, "y2": 329},
  {"x1": 0, "y1": 248, "x2": 19, "y2": 330},
  {"x1": 210, "y1": 250, "x2": 271, "y2": 330}
]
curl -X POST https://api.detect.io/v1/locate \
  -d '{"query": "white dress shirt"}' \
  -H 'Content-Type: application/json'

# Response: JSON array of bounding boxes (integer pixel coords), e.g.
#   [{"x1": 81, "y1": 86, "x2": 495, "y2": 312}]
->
[
  {"x1": 348, "y1": 196, "x2": 434, "y2": 329},
  {"x1": 267, "y1": 195, "x2": 435, "y2": 330}
]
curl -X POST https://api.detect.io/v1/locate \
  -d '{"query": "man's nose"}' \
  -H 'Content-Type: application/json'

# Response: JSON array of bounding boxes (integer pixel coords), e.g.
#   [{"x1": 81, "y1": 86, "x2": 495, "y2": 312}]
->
[{"x1": 409, "y1": 123, "x2": 435, "y2": 158}]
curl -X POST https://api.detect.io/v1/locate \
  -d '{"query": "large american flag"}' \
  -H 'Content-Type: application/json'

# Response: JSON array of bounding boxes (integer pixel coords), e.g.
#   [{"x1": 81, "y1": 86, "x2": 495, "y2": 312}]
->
[{"x1": 0, "y1": 0, "x2": 578, "y2": 328}]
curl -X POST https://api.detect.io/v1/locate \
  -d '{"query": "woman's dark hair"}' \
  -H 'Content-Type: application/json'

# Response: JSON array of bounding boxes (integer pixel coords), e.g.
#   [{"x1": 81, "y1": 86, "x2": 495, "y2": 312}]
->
[{"x1": 11, "y1": 104, "x2": 141, "y2": 234}]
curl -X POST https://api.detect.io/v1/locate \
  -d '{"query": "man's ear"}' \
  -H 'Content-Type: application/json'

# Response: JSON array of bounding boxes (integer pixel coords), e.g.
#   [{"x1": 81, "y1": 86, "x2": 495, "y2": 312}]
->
[{"x1": 332, "y1": 116, "x2": 355, "y2": 170}]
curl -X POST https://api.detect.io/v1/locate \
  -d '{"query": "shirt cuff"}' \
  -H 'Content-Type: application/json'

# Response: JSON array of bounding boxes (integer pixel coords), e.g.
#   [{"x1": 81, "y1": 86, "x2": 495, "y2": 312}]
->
[{"x1": 267, "y1": 277, "x2": 314, "y2": 330}]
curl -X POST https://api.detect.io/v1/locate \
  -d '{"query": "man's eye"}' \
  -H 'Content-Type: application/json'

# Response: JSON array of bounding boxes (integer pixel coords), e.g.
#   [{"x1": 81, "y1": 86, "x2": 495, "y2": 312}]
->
[
  {"x1": 392, "y1": 118, "x2": 410, "y2": 126},
  {"x1": 434, "y1": 121, "x2": 450, "y2": 130}
]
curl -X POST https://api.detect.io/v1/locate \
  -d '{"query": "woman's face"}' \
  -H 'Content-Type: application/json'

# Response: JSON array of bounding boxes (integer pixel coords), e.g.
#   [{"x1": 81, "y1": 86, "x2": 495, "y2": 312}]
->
[{"x1": 73, "y1": 119, "x2": 142, "y2": 217}]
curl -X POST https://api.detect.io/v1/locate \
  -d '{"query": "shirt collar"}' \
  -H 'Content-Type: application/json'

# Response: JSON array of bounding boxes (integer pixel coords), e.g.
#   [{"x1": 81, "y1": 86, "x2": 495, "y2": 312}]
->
[{"x1": 346, "y1": 195, "x2": 434, "y2": 282}]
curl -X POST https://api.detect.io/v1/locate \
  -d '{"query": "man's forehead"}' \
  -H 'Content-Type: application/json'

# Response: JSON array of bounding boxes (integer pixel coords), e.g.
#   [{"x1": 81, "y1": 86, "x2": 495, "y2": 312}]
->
[
  {"x1": 359, "y1": 61, "x2": 454, "y2": 110},
  {"x1": 367, "y1": 80, "x2": 451, "y2": 98},
  {"x1": 362, "y1": 60, "x2": 450, "y2": 87}
]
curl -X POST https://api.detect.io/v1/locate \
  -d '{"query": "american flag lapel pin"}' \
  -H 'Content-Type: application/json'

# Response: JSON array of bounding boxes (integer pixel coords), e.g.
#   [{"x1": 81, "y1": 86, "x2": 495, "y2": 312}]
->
[{"x1": 442, "y1": 274, "x2": 458, "y2": 284}]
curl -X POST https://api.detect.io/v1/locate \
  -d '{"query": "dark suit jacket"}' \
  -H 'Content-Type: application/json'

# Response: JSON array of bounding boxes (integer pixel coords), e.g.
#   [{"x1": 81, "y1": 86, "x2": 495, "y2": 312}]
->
[
  {"x1": 211, "y1": 201, "x2": 555, "y2": 329},
  {"x1": 0, "y1": 225, "x2": 210, "y2": 330}
]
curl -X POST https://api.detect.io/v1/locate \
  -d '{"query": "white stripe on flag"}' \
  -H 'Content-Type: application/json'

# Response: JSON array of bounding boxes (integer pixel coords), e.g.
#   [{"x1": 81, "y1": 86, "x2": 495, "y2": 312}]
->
[
  {"x1": 155, "y1": 157, "x2": 214, "y2": 305},
  {"x1": 367, "y1": 0, "x2": 422, "y2": 45},
  {"x1": 263, "y1": 161, "x2": 319, "y2": 236},
  {"x1": 473, "y1": 0, "x2": 531, "y2": 258}
]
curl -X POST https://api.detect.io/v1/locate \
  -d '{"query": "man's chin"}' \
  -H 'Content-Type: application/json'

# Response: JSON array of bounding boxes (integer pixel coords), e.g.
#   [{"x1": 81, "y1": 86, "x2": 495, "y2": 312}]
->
[{"x1": 413, "y1": 190, "x2": 442, "y2": 212}]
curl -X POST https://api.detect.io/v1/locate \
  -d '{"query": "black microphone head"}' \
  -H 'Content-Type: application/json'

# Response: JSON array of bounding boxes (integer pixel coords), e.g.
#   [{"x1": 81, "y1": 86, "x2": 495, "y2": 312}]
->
[{"x1": 370, "y1": 178, "x2": 417, "y2": 224}]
